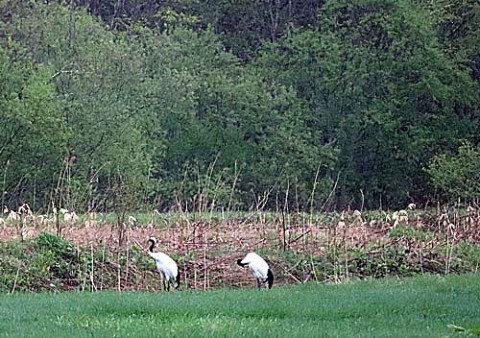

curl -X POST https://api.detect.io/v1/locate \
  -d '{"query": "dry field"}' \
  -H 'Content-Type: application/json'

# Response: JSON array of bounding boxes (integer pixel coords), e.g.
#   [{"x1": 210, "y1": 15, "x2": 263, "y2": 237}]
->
[{"x1": 1, "y1": 207, "x2": 480, "y2": 291}]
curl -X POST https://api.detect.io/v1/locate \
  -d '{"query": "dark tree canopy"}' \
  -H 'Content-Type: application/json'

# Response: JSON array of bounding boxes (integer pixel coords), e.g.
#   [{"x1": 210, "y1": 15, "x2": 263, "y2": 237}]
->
[{"x1": 0, "y1": 0, "x2": 479, "y2": 212}]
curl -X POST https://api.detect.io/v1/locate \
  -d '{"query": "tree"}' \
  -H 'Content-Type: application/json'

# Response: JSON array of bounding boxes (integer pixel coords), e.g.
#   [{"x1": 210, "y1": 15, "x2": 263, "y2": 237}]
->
[
  {"x1": 130, "y1": 26, "x2": 336, "y2": 210},
  {"x1": 254, "y1": 0, "x2": 477, "y2": 209},
  {"x1": 424, "y1": 0, "x2": 480, "y2": 85},
  {"x1": 0, "y1": 42, "x2": 68, "y2": 210},
  {"x1": 0, "y1": 2, "x2": 154, "y2": 211},
  {"x1": 70, "y1": 0, "x2": 324, "y2": 62}
]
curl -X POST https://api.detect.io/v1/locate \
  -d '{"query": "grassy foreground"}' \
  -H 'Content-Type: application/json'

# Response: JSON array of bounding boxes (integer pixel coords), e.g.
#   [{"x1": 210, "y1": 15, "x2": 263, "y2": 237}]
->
[{"x1": 0, "y1": 274, "x2": 479, "y2": 338}]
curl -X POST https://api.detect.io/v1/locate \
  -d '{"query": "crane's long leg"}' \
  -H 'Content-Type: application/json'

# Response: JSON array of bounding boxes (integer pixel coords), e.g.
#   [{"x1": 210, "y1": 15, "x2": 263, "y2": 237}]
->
[{"x1": 161, "y1": 272, "x2": 167, "y2": 291}]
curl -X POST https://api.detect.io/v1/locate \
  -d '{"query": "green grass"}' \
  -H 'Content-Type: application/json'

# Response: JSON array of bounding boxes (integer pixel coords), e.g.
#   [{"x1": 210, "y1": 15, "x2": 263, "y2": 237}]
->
[{"x1": 0, "y1": 274, "x2": 479, "y2": 338}]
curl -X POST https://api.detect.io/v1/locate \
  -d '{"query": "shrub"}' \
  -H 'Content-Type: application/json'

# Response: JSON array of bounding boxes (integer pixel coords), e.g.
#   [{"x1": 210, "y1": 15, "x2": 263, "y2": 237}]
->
[{"x1": 427, "y1": 142, "x2": 480, "y2": 202}]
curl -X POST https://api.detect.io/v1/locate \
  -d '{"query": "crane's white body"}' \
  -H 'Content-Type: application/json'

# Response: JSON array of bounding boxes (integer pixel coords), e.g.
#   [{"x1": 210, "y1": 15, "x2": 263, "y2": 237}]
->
[
  {"x1": 237, "y1": 252, "x2": 274, "y2": 289},
  {"x1": 147, "y1": 237, "x2": 179, "y2": 291}
]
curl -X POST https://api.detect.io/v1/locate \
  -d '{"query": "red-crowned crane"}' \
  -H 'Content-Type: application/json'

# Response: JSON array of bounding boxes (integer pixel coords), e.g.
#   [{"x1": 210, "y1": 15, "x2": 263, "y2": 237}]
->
[
  {"x1": 237, "y1": 252, "x2": 274, "y2": 289},
  {"x1": 147, "y1": 237, "x2": 179, "y2": 291}
]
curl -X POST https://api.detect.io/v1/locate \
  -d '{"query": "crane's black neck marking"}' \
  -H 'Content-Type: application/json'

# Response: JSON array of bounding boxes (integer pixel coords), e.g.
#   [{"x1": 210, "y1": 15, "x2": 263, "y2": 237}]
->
[
  {"x1": 148, "y1": 240, "x2": 155, "y2": 252},
  {"x1": 237, "y1": 259, "x2": 247, "y2": 267}
]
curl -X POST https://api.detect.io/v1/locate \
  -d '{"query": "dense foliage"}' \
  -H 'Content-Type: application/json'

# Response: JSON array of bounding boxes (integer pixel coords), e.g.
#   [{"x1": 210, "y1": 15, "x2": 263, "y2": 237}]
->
[{"x1": 0, "y1": 0, "x2": 479, "y2": 212}]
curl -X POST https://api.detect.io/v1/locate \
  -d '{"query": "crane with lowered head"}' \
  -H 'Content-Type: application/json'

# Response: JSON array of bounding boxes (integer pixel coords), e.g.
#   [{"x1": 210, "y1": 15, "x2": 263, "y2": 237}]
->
[{"x1": 237, "y1": 252, "x2": 274, "y2": 289}]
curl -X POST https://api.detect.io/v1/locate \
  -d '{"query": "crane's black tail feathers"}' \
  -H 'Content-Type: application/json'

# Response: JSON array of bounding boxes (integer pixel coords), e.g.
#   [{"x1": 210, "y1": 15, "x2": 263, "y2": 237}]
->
[{"x1": 267, "y1": 269, "x2": 274, "y2": 289}]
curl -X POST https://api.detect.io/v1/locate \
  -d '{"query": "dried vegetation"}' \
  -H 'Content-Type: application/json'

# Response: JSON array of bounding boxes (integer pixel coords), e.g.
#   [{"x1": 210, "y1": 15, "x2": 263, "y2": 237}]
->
[{"x1": 1, "y1": 204, "x2": 480, "y2": 292}]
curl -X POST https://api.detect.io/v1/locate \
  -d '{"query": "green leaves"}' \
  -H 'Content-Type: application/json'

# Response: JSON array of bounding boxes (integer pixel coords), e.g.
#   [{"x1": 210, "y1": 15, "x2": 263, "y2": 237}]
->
[
  {"x1": 254, "y1": 0, "x2": 478, "y2": 208},
  {"x1": 0, "y1": 0, "x2": 479, "y2": 211},
  {"x1": 427, "y1": 142, "x2": 480, "y2": 201},
  {"x1": 0, "y1": 42, "x2": 67, "y2": 203}
]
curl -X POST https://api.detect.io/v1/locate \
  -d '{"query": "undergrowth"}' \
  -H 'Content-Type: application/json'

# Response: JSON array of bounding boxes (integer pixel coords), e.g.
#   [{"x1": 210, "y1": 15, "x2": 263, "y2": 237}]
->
[{"x1": 1, "y1": 206, "x2": 480, "y2": 292}]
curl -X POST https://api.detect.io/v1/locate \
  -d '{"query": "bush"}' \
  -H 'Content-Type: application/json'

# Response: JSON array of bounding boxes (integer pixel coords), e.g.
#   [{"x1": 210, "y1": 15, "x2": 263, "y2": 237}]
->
[
  {"x1": 427, "y1": 142, "x2": 480, "y2": 202},
  {"x1": 0, "y1": 233, "x2": 83, "y2": 292}
]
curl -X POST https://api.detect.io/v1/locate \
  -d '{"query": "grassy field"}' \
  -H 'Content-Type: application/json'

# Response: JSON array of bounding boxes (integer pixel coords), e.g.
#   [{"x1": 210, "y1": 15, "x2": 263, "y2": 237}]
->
[{"x1": 0, "y1": 274, "x2": 479, "y2": 338}]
